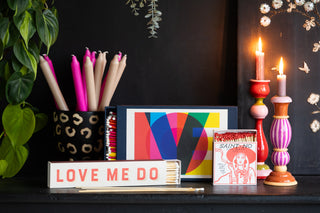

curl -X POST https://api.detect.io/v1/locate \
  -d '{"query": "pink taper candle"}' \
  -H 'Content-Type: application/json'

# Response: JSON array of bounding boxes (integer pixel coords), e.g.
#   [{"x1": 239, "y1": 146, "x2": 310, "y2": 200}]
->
[
  {"x1": 255, "y1": 37, "x2": 264, "y2": 80},
  {"x1": 71, "y1": 55, "x2": 87, "y2": 111},
  {"x1": 118, "y1": 51, "x2": 122, "y2": 62},
  {"x1": 277, "y1": 57, "x2": 286, "y2": 97}
]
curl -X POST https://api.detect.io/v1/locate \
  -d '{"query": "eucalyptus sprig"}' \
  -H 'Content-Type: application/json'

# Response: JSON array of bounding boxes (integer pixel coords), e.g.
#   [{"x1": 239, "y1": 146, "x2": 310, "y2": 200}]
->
[
  {"x1": 126, "y1": 0, "x2": 162, "y2": 38},
  {"x1": 0, "y1": 0, "x2": 58, "y2": 178}
]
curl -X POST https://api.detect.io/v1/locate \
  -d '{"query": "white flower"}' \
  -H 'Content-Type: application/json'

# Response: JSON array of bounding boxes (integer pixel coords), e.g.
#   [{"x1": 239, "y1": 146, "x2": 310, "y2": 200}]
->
[
  {"x1": 287, "y1": 3, "x2": 297, "y2": 12},
  {"x1": 310, "y1": 120, "x2": 320, "y2": 132},
  {"x1": 273, "y1": 0, "x2": 284, "y2": 9},
  {"x1": 308, "y1": 93, "x2": 320, "y2": 105},
  {"x1": 295, "y1": 0, "x2": 305, "y2": 6},
  {"x1": 303, "y1": 17, "x2": 316, "y2": 30},
  {"x1": 313, "y1": 41, "x2": 320, "y2": 52},
  {"x1": 260, "y1": 3, "x2": 271, "y2": 14},
  {"x1": 312, "y1": 0, "x2": 320, "y2": 3},
  {"x1": 260, "y1": 16, "x2": 271, "y2": 27},
  {"x1": 304, "y1": 1, "x2": 315, "y2": 11}
]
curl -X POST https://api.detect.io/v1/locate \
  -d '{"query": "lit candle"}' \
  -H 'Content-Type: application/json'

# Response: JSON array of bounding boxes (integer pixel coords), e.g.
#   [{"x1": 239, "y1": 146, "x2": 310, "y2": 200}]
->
[
  {"x1": 277, "y1": 57, "x2": 286, "y2": 96},
  {"x1": 255, "y1": 37, "x2": 264, "y2": 80}
]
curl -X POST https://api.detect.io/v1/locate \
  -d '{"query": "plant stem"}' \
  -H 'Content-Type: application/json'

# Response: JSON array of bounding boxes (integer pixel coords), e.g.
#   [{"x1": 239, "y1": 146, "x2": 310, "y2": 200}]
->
[{"x1": 0, "y1": 131, "x2": 4, "y2": 140}]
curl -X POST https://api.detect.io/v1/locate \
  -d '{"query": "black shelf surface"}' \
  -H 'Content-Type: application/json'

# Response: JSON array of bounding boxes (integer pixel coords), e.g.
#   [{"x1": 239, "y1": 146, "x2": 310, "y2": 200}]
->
[{"x1": 1, "y1": 176, "x2": 320, "y2": 212}]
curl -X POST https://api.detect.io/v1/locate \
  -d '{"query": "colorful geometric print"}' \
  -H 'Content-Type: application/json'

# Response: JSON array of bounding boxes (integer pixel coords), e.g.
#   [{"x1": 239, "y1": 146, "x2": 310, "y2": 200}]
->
[{"x1": 134, "y1": 112, "x2": 220, "y2": 176}]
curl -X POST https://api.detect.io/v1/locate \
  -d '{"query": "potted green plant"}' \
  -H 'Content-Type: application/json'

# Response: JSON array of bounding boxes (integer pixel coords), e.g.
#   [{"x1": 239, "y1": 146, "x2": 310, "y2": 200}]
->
[{"x1": 0, "y1": 0, "x2": 58, "y2": 178}]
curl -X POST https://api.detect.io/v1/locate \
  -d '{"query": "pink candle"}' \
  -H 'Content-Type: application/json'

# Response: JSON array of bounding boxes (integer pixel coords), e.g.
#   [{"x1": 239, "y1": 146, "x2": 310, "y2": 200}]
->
[
  {"x1": 71, "y1": 55, "x2": 87, "y2": 111},
  {"x1": 255, "y1": 37, "x2": 264, "y2": 80},
  {"x1": 277, "y1": 57, "x2": 286, "y2": 97}
]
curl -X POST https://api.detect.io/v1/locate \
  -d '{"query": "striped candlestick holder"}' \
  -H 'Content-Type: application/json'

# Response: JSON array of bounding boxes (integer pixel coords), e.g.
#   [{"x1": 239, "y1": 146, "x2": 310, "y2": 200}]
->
[{"x1": 264, "y1": 96, "x2": 297, "y2": 186}]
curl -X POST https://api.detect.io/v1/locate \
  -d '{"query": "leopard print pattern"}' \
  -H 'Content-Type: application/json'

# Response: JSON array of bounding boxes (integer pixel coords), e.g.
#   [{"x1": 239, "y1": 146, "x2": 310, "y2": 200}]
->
[{"x1": 53, "y1": 111, "x2": 105, "y2": 161}]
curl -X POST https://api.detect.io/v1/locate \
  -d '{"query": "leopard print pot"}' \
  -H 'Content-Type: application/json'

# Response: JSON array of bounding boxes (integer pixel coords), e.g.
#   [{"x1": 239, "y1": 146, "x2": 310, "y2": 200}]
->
[{"x1": 53, "y1": 110, "x2": 105, "y2": 161}]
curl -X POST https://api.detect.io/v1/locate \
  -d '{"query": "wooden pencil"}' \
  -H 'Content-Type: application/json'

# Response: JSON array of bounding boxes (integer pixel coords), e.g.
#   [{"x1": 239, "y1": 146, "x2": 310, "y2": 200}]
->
[{"x1": 78, "y1": 186, "x2": 204, "y2": 193}]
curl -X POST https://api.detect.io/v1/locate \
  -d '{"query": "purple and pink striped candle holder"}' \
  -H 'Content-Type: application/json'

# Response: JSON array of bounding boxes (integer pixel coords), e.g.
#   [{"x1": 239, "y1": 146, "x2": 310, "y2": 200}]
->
[{"x1": 264, "y1": 96, "x2": 297, "y2": 186}]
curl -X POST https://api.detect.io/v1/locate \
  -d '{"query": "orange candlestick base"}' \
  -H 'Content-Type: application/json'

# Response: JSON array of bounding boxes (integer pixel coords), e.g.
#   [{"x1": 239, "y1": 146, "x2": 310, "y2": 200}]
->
[{"x1": 264, "y1": 170, "x2": 297, "y2": 186}]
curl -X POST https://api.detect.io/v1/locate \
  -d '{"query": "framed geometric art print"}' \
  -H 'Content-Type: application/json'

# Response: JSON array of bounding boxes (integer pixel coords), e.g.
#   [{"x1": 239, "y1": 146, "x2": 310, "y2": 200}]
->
[{"x1": 116, "y1": 105, "x2": 238, "y2": 180}]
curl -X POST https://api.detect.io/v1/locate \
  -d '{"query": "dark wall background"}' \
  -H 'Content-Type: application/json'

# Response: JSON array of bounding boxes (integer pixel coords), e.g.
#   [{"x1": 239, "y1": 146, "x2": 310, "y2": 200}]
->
[
  {"x1": 20, "y1": 0, "x2": 237, "y2": 177},
  {"x1": 238, "y1": 0, "x2": 320, "y2": 175}
]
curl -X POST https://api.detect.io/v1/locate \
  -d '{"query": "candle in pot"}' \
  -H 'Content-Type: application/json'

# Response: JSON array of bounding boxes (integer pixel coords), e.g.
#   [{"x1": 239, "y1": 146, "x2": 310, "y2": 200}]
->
[
  {"x1": 277, "y1": 57, "x2": 286, "y2": 97},
  {"x1": 255, "y1": 37, "x2": 264, "y2": 80}
]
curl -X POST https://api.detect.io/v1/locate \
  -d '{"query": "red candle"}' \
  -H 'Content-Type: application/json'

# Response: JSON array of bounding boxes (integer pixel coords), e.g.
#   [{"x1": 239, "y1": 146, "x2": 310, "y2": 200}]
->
[
  {"x1": 255, "y1": 37, "x2": 264, "y2": 80},
  {"x1": 277, "y1": 57, "x2": 286, "y2": 96}
]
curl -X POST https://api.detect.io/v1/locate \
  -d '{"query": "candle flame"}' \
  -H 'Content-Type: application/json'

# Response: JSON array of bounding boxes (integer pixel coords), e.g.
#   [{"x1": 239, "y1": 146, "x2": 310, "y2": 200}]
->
[
  {"x1": 258, "y1": 37, "x2": 262, "y2": 52},
  {"x1": 279, "y1": 57, "x2": 284, "y2": 75}
]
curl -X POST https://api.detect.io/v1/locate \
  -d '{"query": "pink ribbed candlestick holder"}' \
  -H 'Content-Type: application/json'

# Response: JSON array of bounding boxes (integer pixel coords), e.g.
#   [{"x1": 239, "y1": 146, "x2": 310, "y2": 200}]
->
[{"x1": 264, "y1": 96, "x2": 297, "y2": 186}]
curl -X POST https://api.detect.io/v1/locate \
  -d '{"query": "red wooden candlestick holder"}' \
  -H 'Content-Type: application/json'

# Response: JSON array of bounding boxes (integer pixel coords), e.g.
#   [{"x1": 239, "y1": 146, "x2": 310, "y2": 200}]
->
[{"x1": 250, "y1": 79, "x2": 272, "y2": 179}]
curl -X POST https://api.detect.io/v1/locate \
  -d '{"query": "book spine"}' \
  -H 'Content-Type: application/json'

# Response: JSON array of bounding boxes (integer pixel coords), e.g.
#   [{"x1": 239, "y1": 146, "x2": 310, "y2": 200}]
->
[{"x1": 105, "y1": 108, "x2": 117, "y2": 160}]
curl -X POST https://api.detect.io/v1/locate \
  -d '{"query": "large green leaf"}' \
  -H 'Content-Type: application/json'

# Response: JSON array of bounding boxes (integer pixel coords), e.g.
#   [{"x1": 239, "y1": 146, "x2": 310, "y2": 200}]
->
[
  {"x1": 7, "y1": 23, "x2": 20, "y2": 47},
  {"x1": 36, "y1": 9, "x2": 58, "y2": 54},
  {"x1": 4, "y1": 145, "x2": 29, "y2": 178},
  {"x1": 0, "y1": 160, "x2": 8, "y2": 176},
  {"x1": 0, "y1": 17, "x2": 10, "y2": 48},
  {"x1": 11, "y1": 56, "x2": 22, "y2": 73},
  {"x1": 0, "y1": 136, "x2": 12, "y2": 159},
  {"x1": 5, "y1": 71, "x2": 34, "y2": 104},
  {"x1": 13, "y1": 39, "x2": 37, "y2": 76},
  {"x1": 2, "y1": 104, "x2": 35, "y2": 146},
  {"x1": 34, "y1": 113, "x2": 48, "y2": 133},
  {"x1": 28, "y1": 40, "x2": 40, "y2": 63},
  {"x1": 0, "y1": 136, "x2": 28, "y2": 178},
  {"x1": 7, "y1": 0, "x2": 31, "y2": 16},
  {"x1": 13, "y1": 10, "x2": 36, "y2": 48}
]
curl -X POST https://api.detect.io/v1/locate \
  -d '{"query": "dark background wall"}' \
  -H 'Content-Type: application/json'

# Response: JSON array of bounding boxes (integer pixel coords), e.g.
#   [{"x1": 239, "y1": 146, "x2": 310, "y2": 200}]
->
[
  {"x1": 20, "y1": 0, "x2": 237, "y2": 177},
  {"x1": 238, "y1": 0, "x2": 320, "y2": 175}
]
